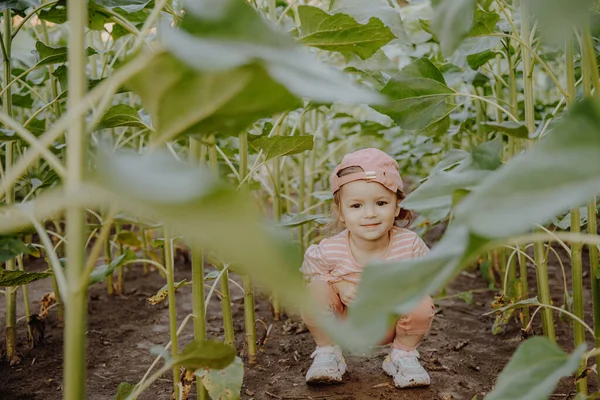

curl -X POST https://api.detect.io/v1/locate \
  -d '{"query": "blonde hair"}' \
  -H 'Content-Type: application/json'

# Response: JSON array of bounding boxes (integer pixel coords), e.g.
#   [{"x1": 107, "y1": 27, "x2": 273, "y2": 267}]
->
[{"x1": 323, "y1": 166, "x2": 413, "y2": 236}]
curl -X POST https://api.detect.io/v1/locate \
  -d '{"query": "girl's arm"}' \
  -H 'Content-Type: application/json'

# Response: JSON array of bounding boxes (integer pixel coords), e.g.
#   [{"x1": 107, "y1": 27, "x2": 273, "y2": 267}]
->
[{"x1": 300, "y1": 243, "x2": 336, "y2": 282}]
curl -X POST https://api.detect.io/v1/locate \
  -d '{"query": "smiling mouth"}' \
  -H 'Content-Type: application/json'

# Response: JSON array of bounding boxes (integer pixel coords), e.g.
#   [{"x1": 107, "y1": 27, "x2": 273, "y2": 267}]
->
[{"x1": 362, "y1": 223, "x2": 380, "y2": 227}]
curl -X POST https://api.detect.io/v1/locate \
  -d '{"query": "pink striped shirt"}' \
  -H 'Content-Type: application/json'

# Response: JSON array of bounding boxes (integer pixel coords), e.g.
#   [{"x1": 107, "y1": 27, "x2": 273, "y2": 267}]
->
[{"x1": 300, "y1": 226, "x2": 430, "y2": 284}]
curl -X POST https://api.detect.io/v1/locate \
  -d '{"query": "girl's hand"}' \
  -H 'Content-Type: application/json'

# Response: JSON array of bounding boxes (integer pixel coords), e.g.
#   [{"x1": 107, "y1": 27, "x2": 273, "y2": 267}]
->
[{"x1": 334, "y1": 281, "x2": 358, "y2": 306}]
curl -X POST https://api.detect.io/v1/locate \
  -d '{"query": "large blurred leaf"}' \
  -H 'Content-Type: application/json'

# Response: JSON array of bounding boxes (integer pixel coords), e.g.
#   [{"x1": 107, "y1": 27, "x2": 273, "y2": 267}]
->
[
  {"x1": 296, "y1": 6, "x2": 395, "y2": 60},
  {"x1": 402, "y1": 138, "x2": 502, "y2": 223},
  {"x1": 97, "y1": 104, "x2": 149, "y2": 130},
  {"x1": 0, "y1": 269, "x2": 52, "y2": 287},
  {"x1": 158, "y1": 0, "x2": 382, "y2": 104},
  {"x1": 431, "y1": 0, "x2": 476, "y2": 57},
  {"x1": 373, "y1": 58, "x2": 454, "y2": 130},
  {"x1": 174, "y1": 339, "x2": 236, "y2": 370},
  {"x1": 454, "y1": 96, "x2": 600, "y2": 238},
  {"x1": 196, "y1": 356, "x2": 243, "y2": 400},
  {"x1": 252, "y1": 135, "x2": 314, "y2": 161},
  {"x1": 484, "y1": 337, "x2": 586, "y2": 400},
  {"x1": 526, "y1": 0, "x2": 595, "y2": 44},
  {"x1": 34, "y1": 41, "x2": 97, "y2": 67},
  {"x1": 126, "y1": 52, "x2": 301, "y2": 141},
  {"x1": 482, "y1": 121, "x2": 529, "y2": 139},
  {"x1": 0, "y1": 234, "x2": 31, "y2": 263},
  {"x1": 329, "y1": 0, "x2": 406, "y2": 40}
]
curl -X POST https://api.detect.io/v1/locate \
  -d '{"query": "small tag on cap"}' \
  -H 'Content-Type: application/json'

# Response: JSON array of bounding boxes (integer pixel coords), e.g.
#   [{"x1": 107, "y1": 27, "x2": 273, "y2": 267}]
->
[{"x1": 365, "y1": 171, "x2": 377, "y2": 179}]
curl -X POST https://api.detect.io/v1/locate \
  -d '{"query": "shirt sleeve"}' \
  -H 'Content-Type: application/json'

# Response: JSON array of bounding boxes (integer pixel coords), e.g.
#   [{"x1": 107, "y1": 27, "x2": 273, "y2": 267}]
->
[
  {"x1": 411, "y1": 234, "x2": 430, "y2": 258},
  {"x1": 300, "y1": 243, "x2": 336, "y2": 283}
]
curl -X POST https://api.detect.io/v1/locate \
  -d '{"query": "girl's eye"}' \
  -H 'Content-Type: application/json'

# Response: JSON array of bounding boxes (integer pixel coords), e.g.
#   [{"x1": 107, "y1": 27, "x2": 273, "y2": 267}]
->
[
  {"x1": 376, "y1": 201, "x2": 388, "y2": 206},
  {"x1": 350, "y1": 204, "x2": 361, "y2": 208}
]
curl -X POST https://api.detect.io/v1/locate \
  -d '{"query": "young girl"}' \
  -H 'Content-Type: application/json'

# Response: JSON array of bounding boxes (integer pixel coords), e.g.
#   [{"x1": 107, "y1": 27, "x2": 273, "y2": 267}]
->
[{"x1": 300, "y1": 148, "x2": 435, "y2": 388}]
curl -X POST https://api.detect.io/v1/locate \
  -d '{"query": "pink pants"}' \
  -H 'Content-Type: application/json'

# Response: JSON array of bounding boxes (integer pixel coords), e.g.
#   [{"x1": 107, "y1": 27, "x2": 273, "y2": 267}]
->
[{"x1": 302, "y1": 280, "x2": 435, "y2": 351}]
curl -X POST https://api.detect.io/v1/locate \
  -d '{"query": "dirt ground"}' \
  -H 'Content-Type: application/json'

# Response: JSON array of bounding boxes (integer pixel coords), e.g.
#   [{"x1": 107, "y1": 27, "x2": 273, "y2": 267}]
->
[{"x1": 0, "y1": 231, "x2": 598, "y2": 400}]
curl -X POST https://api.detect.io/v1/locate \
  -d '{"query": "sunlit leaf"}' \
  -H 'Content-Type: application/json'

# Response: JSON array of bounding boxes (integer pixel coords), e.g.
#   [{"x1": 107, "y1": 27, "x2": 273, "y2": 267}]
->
[
  {"x1": 296, "y1": 6, "x2": 395, "y2": 60},
  {"x1": 431, "y1": 0, "x2": 476, "y2": 56},
  {"x1": 484, "y1": 337, "x2": 587, "y2": 400},
  {"x1": 0, "y1": 269, "x2": 52, "y2": 287},
  {"x1": 526, "y1": 0, "x2": 595, "y2": 44},
  {"x1": 116, "y1": 231, "x2": 142, "y2": 247},
  {"x1": 252, "y1": 135, "x2": 314, "y2": 161},
  {"x1": 196, "y1": 356, "x2": 244, "y2": 400},
  {"x1": 97, "y1": 104, "x2": 148, "y2": 130},
  {"x1": 174, "y1": 339, "x2": 236, "y2": 370},
  {"x1": 329, "y1": 0, "x2": 406, "y2": 40},
  {"x1": 454, "y1": 96, "x2": 600, "y2": 238}
]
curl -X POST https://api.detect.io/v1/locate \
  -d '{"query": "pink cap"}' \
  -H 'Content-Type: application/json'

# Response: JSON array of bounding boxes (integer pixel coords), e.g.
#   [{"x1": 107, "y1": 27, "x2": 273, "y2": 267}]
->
[{"x1": 331, "y1": 148, "x2": 403, "y2": 194}]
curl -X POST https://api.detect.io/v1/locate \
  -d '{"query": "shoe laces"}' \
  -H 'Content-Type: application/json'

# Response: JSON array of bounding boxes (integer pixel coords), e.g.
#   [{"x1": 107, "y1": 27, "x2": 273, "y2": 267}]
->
[
  {"x1": 310, "y1": 346, "x2": 340, "y2": 361},
  {"x1": 391, "y1": 349, "x2": 421, "y2": 369}
]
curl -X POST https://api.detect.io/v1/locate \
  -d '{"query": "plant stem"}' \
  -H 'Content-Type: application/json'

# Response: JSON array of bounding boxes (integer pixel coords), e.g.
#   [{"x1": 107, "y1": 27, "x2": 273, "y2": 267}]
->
[
  {"x1": 581, "y1": 20, "x2": 600, "y2": 389},
  {"x1": 520, "y1": 0, "x2": 555, "y2": 341},
  {"x1": 189, "y1": 137, "x2": 208, "y2": 400},
  {"x1": 115, "y1": 224, "x2": 125, "y2": 295},
  {"x1": 271, "y1": 117, "x2": 282, "y2": 321},
  {"x1": 16, "y1": 254, "x2": 33, "y2": 344},
  {"x1": 104, "y1": 220, "x2": 113, "y2": 295},
  {"x1": 64, "y1": 0, "x2": 88, "y2": 397},
  {"x1": 164, "y1": 225, "x2": 181, "y2": 397},
  {"x1": 207, "y1": 134, "x2": 235, "y2": 346},
  {"x1": 239, "y1": 131, "x2": 257, "y2": 363}
]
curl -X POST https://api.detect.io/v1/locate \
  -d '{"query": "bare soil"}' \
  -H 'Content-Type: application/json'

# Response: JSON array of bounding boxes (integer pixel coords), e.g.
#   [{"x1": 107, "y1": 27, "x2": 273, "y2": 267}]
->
[{"x1": 0, "y1": 231, "x2": 597, "y2": 400}]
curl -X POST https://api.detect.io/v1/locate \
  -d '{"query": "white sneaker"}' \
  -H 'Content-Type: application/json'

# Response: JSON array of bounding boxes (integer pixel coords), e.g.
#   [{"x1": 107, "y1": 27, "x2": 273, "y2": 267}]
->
[
  {"x1": 305, "y1": 345, "x2": 347, "y2": 385},
  {"x1": 382, "y1": 348, "x2": 430, "y2": 388}
]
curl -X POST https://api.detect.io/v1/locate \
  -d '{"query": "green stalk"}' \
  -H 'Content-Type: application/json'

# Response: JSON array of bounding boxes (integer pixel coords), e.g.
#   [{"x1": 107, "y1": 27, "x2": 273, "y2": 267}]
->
[
  {"x1": 581, "y1": 22, "x2": 600, "y2": 389},
  {"x1": 104, "y1": 220, "x2": 113, "y2": 295},
  {"x1": 566, "y1": 36, "x2": 587, "y2": 394},
  {"x1": 1, "y1": 9, "x2": 19, "y2": 365},
  {"x1": 207, "y1": 134, "x2": 235, "y2": 346},
  {"x1": 164, "y1": 225, "x2": 181, "y2": 397},
  {"x1": 298, "y1": 113, "x2": 307, "y2": 256},
  {"x1": 40, "y1": 20, "x2": 61, "y2": 118},
  {"x1": 239, "y1": 131, "x2": 257, "y2": 363},
  {"x1": 271, "y1": 119, "x2": 282, "y2": 321},
  {"x1": 115, "y1": 223, "x2": 125, "y2": 294},
  {"x1": 189, "y1": 137, "x2": 208, "y2": 400},
  {"x1": 16, "y1": 254, "x2": 33, "y2": 345},
  {"x1": 521, "y1": 0, "x2": 555, "y2": 341},
  {"x1": 64, "y1": 0, "x2": 88, "y2": 397}
]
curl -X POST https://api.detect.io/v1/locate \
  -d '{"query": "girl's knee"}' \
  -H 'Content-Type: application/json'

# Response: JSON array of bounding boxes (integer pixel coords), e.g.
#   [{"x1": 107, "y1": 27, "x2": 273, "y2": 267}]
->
[
  {"x1": 396, "y1": 296, "x2": 435, "y2": 335},
  {"x1": 302, "y1": 280, "x2": 344, "y2": 324}
]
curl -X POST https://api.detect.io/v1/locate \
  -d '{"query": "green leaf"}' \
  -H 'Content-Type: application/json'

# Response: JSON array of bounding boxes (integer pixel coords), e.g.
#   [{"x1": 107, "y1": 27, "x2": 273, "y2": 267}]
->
[
  {"x1": 252, "y1": 135, "x2": 314, "y2": 161},
  {"x1": 0, "y1": 269, "x2": 52, "y2": 287},
  {"x1": 468, "y1": 10, "x2": 499, "y2": 37},
  {"x1": 526, "y1": 0, "x2": 595, "y2": 45},
  {"x1": 431, "y1": 0, "x2": 477, "y2": 57},
  {"x1": 454, "y1": 96, "x2": 600, "y2": 238},
  {"x1": 97, "y1": 104, "x2": 148, "y2": 130},
  {"x1": 402, "y1": 138, "x2": 502, "y2": 223},
  {"x1": 34, "y1": 41, "x2": 97, "y2": 67},
  {"x1": 89, "y1": 249, "x2": 137, "y2": 285},
  {"x1": 278, "y1": 214, "x2": 327, "y2": 228},
  {"x1": 159, "y1": 0, "x2": 383, "y2": 104},
  {"x1": 482, "y1": 121, "x2": 529, "y2": 139},
  {"x1": 467, "y1": 50, "x2": 498, "y2": 70},
  {"x1": 95, "y1": 0, "x2": 152, "y2": 13},
  {"x1": 38, "y1": 2, "x2": 114, "y2": 29},
  {"x1": 115, "y1": 230, "x2": 142, "y2": 247},
  {"x1": 196, "y1": 356, "x2": 244, "y2": 400},
  {"x1": 373, "y1": 58, "x2": 454, "y2": 131},
  {"x1": 113, "y1": 382, "x2": 135, "y2": 400},
  {"x1": 11, "y1": 93, "x2": 34, "y2": 108},
  {"x1": 296, "y1": 6, "x2": 395, "y2": 60},
  {"x1": 484, "y1": 337, "x2": 587, "y2": 400},
  {"x1": 0, "y1": 0, "x2": 39, "y2": 12},
  {"x1": 174, "y1": 339, "x2": 236, "y2": 370},
  {"x1": 126, "y1": 52, "x2": 301, "y2": 141},
  {"x1": 147, "y1": 279, "x2": 187, "y2": 305},
  {"x1": 0, "y1": 234, "x2": 31, "y2": 263},
  {"x1": 329, "y1": 0, "x2": 406, "y2": 40}
]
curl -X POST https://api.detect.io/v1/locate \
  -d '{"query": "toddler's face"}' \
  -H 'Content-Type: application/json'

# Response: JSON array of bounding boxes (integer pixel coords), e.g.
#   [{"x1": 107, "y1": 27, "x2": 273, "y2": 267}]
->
[{"x1": 337, "y1": 180, "x2": 400, "y2": 243}]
